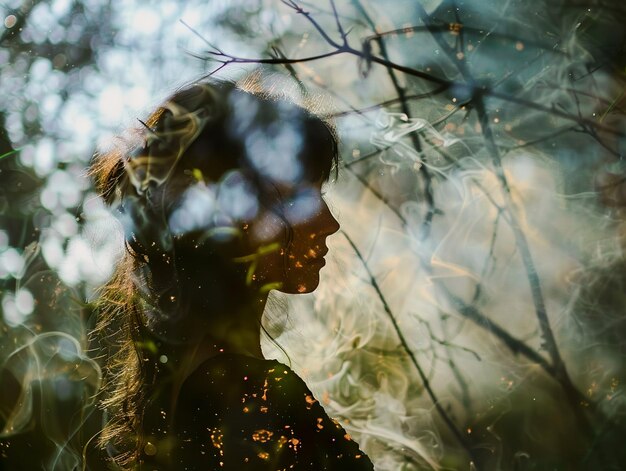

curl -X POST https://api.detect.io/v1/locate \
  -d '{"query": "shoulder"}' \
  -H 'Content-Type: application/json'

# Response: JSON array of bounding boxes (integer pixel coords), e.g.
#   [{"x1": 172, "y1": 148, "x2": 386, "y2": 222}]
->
[{"x1": 172, "y1": 354, "x2": 374, "y2": 470}]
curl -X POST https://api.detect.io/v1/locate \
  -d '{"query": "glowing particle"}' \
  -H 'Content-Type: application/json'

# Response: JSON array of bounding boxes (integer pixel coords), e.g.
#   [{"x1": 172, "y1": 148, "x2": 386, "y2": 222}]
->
[
  {"x1": 290, "y1": 438, "x2": 300, "y2": 447},
  {"x1": 449, "y1": 23, "x2": 462, "y2": 35},
  {"x1": 4, "y1": 15, "x2": 17, "y2": 28},
  {"x1": 322, "y1": 391, "x2": 330, "y2": 405},
  {"x1": 316, "y1": 418, "x2": 324, "y2": 430},
  {"x1": 159, "y1": 355, "x2": 168, "y2": 363},
  {"x1": 304, "y1": 395, "x2": 317, "y2": 409},
  {"x1": 344, "y1": 433, "x2": 352, "y2": 441},
  {"x1": 257, "y1": 452, "x2": 270, "y2": 460},
  {"x1": 260, "y1": 406, "x2": 268, "y2": 413},
  {"x1": 515, "y1": 41, "x2": 524, "y2": 51},
  {"x1": 209, "y1": 428, "x2": 224, "y2": 452},
  {"x1": 143, "y1": 442, "x2": 157, "y2": 456},
  {"x1": 467, "y1": 428, "x2": 472, "y2": 434},
  {"x1": 295, "y1": 261, "x2": 303, "y2": 268},
  {"x1": 493, "y1": 117, "x2": 500, "y2": 124},
  {"x1": 587, "y1": 381, "x2": 598, "y2": 397},
  {"x1": 297, "y1": 284, "x2": 307, "y2": 293},
  {"x1": 611, "y1": 378, "x2": 619, "y2": 391},
  {"x1": 456, "y1": 52, "x2": 465, "y2": 60},
  {"x1": 352, "y1": 148, "x2": 361, "y2": 158},
  {"x1": 252, "y1": 429, "x2": 273, "y2": 443},
  {"x1": 243, "y1": 407, "x2": 249, "y2": 413}
]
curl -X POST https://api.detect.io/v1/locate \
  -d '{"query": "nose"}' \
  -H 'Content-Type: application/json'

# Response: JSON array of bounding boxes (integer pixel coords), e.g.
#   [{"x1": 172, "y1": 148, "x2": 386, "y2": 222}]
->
[{"x1": 320, "y1": 200, "x2": 340, "y2": 237}]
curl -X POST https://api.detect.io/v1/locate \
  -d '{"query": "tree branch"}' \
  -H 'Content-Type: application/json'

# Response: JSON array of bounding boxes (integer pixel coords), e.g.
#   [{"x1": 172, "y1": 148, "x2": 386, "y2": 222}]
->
[{"x1": 341, "y1": 230, "x2": 477, "y2": 462}]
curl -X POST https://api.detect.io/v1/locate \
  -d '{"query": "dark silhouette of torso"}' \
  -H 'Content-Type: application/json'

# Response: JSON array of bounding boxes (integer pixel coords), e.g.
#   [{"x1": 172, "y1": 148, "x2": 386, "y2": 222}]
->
[{"x1": 138, "y1": 353, "x2": 373, "y2": 470}]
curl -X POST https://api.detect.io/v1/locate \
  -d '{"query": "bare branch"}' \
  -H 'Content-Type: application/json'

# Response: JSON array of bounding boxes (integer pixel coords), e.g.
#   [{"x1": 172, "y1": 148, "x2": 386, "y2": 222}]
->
[
  {"x1": 204, "y1": 48, "x2": 345, "y2": 66},
  {"x1": 350, "y1": 0, "x2": 439, "y2": 243},
  {"x1": 332, "y1": 85, "x2": 450, "y2": 117},
  {"x1": 281, "y1": 0, "x2": 343, "y2": 49},
  {"x1": 341, "y1": 230, "x2": 477, "y2": 462},
  {"x1": 329, "y1": 0, "x2": 349, "y2": 46},
  {"x1": 362, "y1": 24, "x2": 569, "y2": 57},
  {"x1": 186, "y1": 6, "x2": 624, "y2": 139}
]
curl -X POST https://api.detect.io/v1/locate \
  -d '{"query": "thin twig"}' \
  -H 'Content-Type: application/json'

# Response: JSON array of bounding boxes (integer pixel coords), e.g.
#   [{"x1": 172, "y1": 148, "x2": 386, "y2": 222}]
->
[
  {"x1": 362, "y1": 24, "x2": 569, "y2": 57},
  {"x1": 410, "y1": 1, "x2": 595, "y2": 419},
  {"x1": 196, "y1": 34, "x2": 624, "y2": 138},
  {"x1": 331, "y1": 84, "x2": 450, "y2": 118},
  {"x1": 350, "y1": 0, "x2": 439, "y2": 242},
  {"x1": 346, "y1": 147, "x2": 562, "y2": 380},
  {"x1": 277, "y1": 1, "x2": 625, "y2": 138},
  {"x1": 341, "y1": 230, "x2": 477, "y2": 462},
  {"x1": 343, "y1": 165, "x2": 405, "y2": 222}
]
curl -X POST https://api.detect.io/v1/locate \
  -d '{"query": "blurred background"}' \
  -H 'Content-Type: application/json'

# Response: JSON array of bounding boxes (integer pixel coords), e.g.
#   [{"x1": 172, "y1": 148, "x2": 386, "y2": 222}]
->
[{"x1": 1, "y1": 0, "x2": 625, "y2": 469}]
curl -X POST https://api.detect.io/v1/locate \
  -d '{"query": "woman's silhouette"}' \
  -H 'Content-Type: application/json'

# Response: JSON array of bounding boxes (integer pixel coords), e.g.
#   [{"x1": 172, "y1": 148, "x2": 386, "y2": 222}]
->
[{"x1": 88, "y1": 76, "x2": 373, "y2": 470}]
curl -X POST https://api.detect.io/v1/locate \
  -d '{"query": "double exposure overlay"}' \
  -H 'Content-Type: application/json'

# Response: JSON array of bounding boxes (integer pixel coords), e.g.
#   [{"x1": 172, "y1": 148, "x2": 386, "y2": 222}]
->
[{"x1": 1, "y1": 1, "x2": 625, "y2": 470}]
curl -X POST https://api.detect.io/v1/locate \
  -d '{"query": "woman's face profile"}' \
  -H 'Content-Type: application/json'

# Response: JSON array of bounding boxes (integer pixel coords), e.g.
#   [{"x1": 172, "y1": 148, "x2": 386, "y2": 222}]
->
[
  {"x1": 143, "y1": 87, "x2": 341, "y2": 301},
  {"x1": 247, "y1": 176, "x2": 340, "y2": 295}
]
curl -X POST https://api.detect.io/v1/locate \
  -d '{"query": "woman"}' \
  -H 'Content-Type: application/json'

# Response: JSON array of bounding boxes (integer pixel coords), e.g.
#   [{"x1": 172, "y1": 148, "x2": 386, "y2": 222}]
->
[{"x1": 88, "y1": 76, "x2": 373, "y2": 470}]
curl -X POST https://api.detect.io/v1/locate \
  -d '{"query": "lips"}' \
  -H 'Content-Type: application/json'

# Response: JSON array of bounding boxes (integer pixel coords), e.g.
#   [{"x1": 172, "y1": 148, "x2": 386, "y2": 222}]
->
[
  {"x1": 304, "y1": 246, "x2": 328, "y2": 259},
  {"x1": 316, "y1": 248, "x2": 329, "y2": 264},
  {"x1": 303, "y1": 248, "x2": 327, "y2": 266}
]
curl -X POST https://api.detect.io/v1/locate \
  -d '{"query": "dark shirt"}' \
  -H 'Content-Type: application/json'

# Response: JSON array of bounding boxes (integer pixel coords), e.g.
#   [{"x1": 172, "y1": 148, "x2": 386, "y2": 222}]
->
[{"x1": 140, "y1": 353, "x2": 373, "y2": 470}]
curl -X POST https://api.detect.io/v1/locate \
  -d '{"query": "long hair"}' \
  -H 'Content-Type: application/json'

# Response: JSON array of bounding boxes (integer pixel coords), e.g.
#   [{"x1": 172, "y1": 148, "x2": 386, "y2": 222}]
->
[{"x1": 89, "y1": 76, "x2": 338, "y2": 468}]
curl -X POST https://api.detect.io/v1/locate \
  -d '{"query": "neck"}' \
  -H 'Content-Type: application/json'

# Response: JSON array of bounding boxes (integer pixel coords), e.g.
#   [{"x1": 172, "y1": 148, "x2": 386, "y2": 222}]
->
[
  {"x1": 138, "y1": 281, "x2": 271, "y2": 396},
  {"x1": 173, "y1": 291, "x2": 268, "y2": 376}
]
